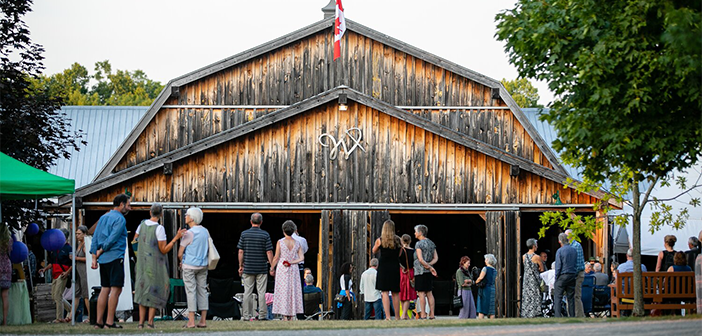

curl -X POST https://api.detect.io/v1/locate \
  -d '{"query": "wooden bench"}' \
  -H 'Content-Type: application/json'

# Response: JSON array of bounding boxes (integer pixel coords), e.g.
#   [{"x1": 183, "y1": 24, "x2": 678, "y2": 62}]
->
[{"x1": 610, "y1": 271, "x2": 696, "y2": 317}]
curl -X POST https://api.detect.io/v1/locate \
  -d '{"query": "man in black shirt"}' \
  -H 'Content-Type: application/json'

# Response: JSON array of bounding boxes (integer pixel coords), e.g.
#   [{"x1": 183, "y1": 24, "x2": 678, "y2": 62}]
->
[{"x1": 237, "y1": 213, "x2": 273, "y2": 321}]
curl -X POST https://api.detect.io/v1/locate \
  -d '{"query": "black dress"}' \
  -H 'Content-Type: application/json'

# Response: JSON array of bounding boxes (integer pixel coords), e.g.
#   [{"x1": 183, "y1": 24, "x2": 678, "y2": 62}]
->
[{"x1": 376, "y1": 240, "x2": 401, "y2": 292}]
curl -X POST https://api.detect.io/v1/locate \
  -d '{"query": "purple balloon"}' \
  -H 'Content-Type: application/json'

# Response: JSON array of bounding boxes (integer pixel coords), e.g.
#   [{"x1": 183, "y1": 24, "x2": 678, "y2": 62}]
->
[
  {"x1": 26, "y1": 223, "x2": 40, "y2": 236},
  {"x1": 40, "y1": 229, "x2": 66, "y2": 251},
  {"x1": 9, "y1": 241, "x2": 28, "y2": 263}
]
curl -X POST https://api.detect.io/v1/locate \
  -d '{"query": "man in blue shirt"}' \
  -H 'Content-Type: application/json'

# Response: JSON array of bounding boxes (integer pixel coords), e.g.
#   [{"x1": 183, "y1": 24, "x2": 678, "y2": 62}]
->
[
  {"x1": 566, "y1": 229, "x2": 586, "y2": 317},
  {"x1": 554, "y1": 233, "x2": 577, "y2": 317},
  {"x1": 90, "y1": 194, "x2": 130, "y2": 329}
]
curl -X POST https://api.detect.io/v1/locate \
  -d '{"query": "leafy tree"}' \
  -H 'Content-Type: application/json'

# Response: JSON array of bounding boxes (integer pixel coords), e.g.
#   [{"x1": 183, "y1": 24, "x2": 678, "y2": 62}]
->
[
  {"x1": 501, "y1": 78, "x2": 542, "y2": 108},
  {"x1": 0, "y1": 0, "x2": 85, "y2": 229},
  {"x1": 33, "y1": 60, "x2": 164, "y2": 106},
  {"x1": 496, "y1": 0, "x2": 701, "y2": 316}
]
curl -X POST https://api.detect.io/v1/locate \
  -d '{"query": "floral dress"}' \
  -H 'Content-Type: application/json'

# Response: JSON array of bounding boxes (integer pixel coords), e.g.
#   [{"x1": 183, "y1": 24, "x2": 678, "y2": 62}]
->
[
  {"x1": 521, "y1": 253, "x2": 541, "y2": 318},
  {"x1": 272, "y1": 239, "x2": 303, "y2": 316}
]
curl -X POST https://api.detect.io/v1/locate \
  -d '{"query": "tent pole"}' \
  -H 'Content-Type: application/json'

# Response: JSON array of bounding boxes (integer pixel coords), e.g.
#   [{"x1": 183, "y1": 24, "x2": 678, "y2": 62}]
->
[{"x1": 71, "y1": 194, "x2": 76, "y2": 326}]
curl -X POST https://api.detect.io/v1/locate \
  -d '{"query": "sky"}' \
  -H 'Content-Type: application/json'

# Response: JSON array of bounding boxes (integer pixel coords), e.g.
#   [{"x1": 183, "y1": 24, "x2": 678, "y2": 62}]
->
[
  {"x1": 25, "y1": 0, "x2": 555, "y2": 104},
  {"x1": 24, "y1": 0, "x2": 701, "y2": 245}
]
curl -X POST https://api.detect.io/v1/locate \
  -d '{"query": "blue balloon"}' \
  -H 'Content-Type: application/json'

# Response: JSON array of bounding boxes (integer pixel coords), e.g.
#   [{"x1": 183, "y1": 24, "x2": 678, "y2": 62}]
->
[
  {"x1": 11, "y1": 233, "x2": 17, "y2": 242},
  {"x1": 26, "y1": 223, "x2": 40, "y2": 236},
  {"x1": 10, "y1": 241, "x2": 28, "y2": 263},
  {"x1": 40, "y1": 229, "x2": 66, "y2": 251}
]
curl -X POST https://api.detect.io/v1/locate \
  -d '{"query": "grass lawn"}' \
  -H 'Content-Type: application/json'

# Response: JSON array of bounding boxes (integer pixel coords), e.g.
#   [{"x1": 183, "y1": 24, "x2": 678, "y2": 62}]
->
[{"x1": 0, "y1": 315, "x2": 699, "y2": 334}]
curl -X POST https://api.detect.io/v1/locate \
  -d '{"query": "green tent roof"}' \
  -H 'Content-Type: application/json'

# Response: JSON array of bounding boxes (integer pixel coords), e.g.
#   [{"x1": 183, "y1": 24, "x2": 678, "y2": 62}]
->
[{"x1": 0, "y1": 152, "x2": 75, "y2": 200}]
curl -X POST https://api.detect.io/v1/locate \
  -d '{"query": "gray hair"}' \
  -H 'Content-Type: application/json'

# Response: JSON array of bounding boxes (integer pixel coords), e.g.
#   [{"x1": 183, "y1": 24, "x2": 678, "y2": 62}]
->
[
  {"x1": 484, "y1": 254, "x2": 497, "y2": 266},
  {"x1": 150, "y1": 203, "x2": 163, "y2": 217},
  {"x1": 558, "y1": 233, "x2": 569, "y2": 245},
  {"x1": 414, "y1": 224, "x2": 428, "y2": 237},
  {"x1": 626, "y1": 248, "x2": 633, "y2": 257},
  {"x1": 526, "y1": 238, "x2": 538, "y2": 249},
  {"x1": 594, "y1": 263, "x2": 602, "y2": 272},
  {"x1": 585, "y1": 262, "x2": 591, "y2": 269},
  {"x1": 689, "y1": 236, "x2": 700, "y2": 249},
  {"x1": 250, "y1": 212, "x2": 263, "y2": 225},
  {"x1": 77, "y1": 225, "x2": 88, "y2": 234},
  {"x1": 186, "y1": 207, "x2": 203, "y2": 225},
  {"x1": 369, "y1": 258, "x2": 379, "y2": 267},
  {"x1": 305, "y1": 274, "x2": 314, "y2": 284}
]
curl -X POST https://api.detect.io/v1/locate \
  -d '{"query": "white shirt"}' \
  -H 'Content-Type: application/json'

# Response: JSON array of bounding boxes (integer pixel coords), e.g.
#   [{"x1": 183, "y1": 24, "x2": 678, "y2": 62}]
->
[
  {"x1": 359, "y1": 267, "x2": 381, "y2": 302},
  {"x1": 292, "y1": 232, "x2": 308, "y2": 254},
  {"x1": 340, "y1": 275, "x2": 353, "y2": 293},
  {"x1": 135, "y1": 220, "x2": 166, "y2": 241}
]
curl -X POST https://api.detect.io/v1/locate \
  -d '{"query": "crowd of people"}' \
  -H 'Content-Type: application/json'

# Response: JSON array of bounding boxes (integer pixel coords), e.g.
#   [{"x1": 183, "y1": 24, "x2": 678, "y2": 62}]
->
[{"x1": 3, "y1": 191, "x2": 702, "y2": 327}]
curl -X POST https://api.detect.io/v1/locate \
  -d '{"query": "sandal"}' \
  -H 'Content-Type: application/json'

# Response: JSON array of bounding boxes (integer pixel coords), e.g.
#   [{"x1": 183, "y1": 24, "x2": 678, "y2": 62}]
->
[
  {"x1": 147, "y1": 323, "x2": 155, "y2": 329},
  {"x1": 104, "y1": 323, "x2": 123, "y2": 329},
  {"x1": 196, "y1": 325, "x2": 207, "y2": 328},
  {"x1": 182, "y1": 324, "x2": 195, "y2": 328},
  {"x1": 93, "y1": 323, "x2": 104, "y2": 329},
  {"x1": 137, "y1": 324, "x2": 144, "y2": 329}
]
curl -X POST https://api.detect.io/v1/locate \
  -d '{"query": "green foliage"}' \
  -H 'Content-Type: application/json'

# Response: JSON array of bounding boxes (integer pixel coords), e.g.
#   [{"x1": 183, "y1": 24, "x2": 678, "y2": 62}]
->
[
  {"x1": 500, "y1": 78, "x2": 542, "y2": 108},
  {"x1": 496, "y1": 0, "x2": 702, "y2": 183},
  {"x1": 32, "y1": 60, "x2": 164, "y2": 106},
  {"x1": 538, "y1": 208, "x2": 601, "y2": 242}
]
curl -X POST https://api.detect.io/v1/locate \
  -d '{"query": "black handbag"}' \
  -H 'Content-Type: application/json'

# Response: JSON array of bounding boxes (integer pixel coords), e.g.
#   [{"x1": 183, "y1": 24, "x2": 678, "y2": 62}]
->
[
  {"x1": 334, "y1": 294, "x2": 347, "y2": 303},
  {"x1": 452, "y1": 280, "x2": 463, "y2": 309}
]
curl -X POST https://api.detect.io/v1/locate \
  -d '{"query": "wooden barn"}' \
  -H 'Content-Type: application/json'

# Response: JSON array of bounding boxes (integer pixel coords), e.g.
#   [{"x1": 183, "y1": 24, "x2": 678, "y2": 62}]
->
[{"x1": 67, "y1": 15, "x2": 613, "y2": 317}]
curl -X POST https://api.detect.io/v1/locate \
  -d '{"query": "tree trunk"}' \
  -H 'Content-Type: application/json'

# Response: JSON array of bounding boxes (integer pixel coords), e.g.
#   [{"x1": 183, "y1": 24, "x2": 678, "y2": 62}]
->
[{"x1": 631, "y1": 182, "x2": 645, "y2": 316}]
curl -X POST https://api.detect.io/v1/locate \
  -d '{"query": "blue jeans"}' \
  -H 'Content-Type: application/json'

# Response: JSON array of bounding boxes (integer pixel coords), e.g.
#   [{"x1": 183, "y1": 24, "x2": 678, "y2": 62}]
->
[{"x1": 364, "y1": 299, "x2": 384, "y2": 320}]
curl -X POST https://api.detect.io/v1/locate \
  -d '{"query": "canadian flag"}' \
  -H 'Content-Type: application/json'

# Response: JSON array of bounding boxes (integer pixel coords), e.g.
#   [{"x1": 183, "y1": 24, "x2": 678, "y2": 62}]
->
[{"x1": 333, "y1": 0, "x2": 346, "y2": 60}]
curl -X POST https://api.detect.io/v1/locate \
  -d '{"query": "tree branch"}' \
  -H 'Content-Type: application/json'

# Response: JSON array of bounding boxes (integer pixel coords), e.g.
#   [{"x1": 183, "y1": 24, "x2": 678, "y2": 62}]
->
[
  {"x1": 647, "y1": 184, "x2": 702, "y2": 203},
  {"x1": 637, "y1": 176, "x2": 660, "y2": 218}
]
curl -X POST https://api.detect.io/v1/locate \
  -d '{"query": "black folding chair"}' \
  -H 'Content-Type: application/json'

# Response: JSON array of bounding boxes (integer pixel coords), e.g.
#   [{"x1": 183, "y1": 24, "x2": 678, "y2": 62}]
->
[
  {"x1": 208, "y1": 278, "x2": 241, "y2": 320},
  {"x1": 303, "y1": 291, "x2": 334, "y2": 320}
]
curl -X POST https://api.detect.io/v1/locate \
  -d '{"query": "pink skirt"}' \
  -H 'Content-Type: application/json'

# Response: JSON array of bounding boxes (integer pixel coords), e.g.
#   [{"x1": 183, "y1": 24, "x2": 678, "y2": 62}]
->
[{"x1": 399, "y1": 268, "x2": 417, "y2": 301}]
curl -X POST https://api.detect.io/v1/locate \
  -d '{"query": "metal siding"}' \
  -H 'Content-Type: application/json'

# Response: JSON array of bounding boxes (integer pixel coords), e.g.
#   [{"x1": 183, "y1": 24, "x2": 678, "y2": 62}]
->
[{"x1": 48, "y1": 106, "x2": 148, "y2": 188}]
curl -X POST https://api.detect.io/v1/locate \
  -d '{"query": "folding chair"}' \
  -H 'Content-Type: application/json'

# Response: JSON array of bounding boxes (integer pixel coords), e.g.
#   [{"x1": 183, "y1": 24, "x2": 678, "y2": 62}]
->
[
  {"x1": 165, "y1": 278, "x2": 188, "y2": 321},
  {"x1": 208, "y1": 278, "x2": 240, "y2": 320},
  {"x1": 303, "y1": 291, "x2": 334, "y2": 320}
]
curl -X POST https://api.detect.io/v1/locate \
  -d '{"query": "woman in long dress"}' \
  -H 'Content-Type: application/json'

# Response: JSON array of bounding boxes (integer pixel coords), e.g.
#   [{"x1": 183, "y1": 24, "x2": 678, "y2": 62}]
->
[
  {"x1": 456, "y1": 256, "x2": 476, "y2": 319},
  {"x1": 134, "y1": 203, "x2": 185, "y2": 329},
  {"x1": 72, "y1": 226, "x2": 90, "y2": 323},
  {"x1": 521, "y1": 238, "x2": 544, "y2": 318},
  {"x1": 475, "y1": 254, "x2": 497, "y2": 319},
  {"x1": 270, "y1": 220, "x2": 304, "y2": 320},
  {"x1": 372, "y1": 220, "x2": 402, "y2": 320}
]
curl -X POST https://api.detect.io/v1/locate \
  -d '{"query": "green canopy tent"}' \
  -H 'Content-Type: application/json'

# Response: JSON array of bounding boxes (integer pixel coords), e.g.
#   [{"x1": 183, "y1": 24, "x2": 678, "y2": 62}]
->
[{"x1": 0, "y1": 152, "x2": 77, "y2": 324}]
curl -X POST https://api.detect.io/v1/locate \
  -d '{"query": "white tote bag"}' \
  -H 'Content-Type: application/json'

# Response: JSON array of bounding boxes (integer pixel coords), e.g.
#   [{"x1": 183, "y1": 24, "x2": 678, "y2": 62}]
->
[{"x1": 207, "y1": 230, "x2": 220, "y2": 270}]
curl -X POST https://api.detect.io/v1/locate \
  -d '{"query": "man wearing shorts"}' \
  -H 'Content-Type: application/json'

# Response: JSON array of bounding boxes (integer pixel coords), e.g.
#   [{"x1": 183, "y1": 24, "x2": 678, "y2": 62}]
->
[{"x1": 90, "y1": 194, "x2": 131, "y2": 329}]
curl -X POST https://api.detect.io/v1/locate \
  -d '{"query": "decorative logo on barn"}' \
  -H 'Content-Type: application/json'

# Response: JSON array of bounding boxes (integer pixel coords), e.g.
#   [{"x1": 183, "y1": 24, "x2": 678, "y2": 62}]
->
[{"x1": 318, "y1": 127, "x2": 366, "y2": 160}]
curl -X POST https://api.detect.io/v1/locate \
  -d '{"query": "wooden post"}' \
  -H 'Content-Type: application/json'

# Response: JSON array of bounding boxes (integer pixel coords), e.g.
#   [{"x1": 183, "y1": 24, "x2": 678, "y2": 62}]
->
[{"x1": 485, "y1": 211, "x2": 505, "y2": 318}]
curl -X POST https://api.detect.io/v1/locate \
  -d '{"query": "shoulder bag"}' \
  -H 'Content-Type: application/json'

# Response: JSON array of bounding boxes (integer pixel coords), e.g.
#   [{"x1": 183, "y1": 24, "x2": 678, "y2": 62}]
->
[
  {"x1": 452, "y1": 279, "x2": 463, "y2": 309},
  {"x1": 207, "y1": 230, "x2": 220, "y2": 270}
]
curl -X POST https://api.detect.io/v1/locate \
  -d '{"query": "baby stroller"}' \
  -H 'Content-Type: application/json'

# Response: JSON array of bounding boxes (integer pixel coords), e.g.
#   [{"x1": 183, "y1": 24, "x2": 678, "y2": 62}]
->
[{"x1": 541, "y1": 288, "x2": 567, "y2": 317}]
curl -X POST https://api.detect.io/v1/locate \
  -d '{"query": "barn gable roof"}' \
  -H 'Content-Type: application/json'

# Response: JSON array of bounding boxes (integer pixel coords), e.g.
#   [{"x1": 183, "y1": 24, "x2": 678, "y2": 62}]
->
[
  {"x1": 94, "y1": 17, "x2": 566, "y2": 182},
  {"x1": 76, "y1": 86, "x2": 605, "y2": 201}
]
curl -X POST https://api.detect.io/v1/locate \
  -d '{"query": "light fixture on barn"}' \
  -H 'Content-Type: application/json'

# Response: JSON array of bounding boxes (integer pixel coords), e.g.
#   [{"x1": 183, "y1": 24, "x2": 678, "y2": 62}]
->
[{"x1": 338, "y1": 93, "x2": 348, "y2": 111}]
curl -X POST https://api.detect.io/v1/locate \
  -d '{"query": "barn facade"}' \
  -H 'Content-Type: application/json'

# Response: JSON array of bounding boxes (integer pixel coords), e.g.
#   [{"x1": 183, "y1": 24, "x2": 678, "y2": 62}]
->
[{"x1": 71, "y1": 17, "x2": 611, "y2": 317}]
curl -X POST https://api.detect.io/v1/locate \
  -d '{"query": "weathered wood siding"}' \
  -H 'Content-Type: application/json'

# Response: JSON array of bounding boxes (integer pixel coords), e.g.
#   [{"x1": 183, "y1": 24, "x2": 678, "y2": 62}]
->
[
  {"x1": 87, "y1": 101, "x2": 595, "y2": 205},
  {"x1": 113, "y1": 30, "x2": 552, "y2": 174}
]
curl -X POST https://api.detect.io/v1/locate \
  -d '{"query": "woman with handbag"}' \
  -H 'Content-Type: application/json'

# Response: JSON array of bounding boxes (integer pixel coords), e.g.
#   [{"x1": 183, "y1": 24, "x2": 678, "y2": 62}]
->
[
  {"x1": 455, "y1": 256, "x2": 476, "y2": 318},
  {"x1": 133, "y1": 203, "x2": 185, "y2": 329},
  {"x1": 398, "y1": 234, "x2": 416, "y2": 319},
  {"x1": 475, "y1": 254, "x2": 497, "y2": 319},
  {"x1": 337, "y1": 262, "x2": 354, "y2": 320},
  {"x1": 178, "y1": 207, "x2": 209, "y2": 328}
]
